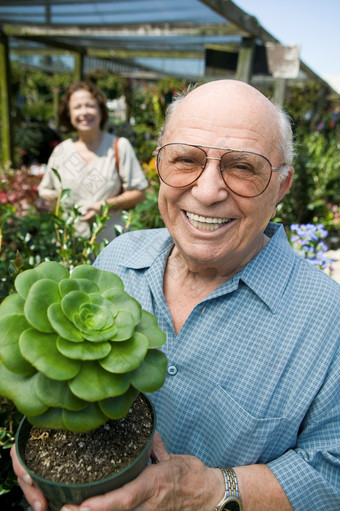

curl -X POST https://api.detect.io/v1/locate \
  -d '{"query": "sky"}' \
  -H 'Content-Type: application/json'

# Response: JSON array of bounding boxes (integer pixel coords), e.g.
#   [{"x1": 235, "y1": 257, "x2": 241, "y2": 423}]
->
[
  {"x1": 236, "y1": 0, "x2": 340, "y2": 79},
  {"x1": 136, "y1": 0, "x2": 340, "y2": 92}
]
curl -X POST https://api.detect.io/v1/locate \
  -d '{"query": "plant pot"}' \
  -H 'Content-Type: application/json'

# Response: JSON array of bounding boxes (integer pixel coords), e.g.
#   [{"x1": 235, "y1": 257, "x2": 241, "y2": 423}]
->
[{"x1": 15, "y1": 394, "x2": 156, "y2": 511}]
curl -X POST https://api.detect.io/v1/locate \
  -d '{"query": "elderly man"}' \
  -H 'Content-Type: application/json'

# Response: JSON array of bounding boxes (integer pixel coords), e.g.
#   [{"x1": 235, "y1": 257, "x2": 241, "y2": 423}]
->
[{"x1": 12, "y1": 80, "x2": 340, "y2": 511}]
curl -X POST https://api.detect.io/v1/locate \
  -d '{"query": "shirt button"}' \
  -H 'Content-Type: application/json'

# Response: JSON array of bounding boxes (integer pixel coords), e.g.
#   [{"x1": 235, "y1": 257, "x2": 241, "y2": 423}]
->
[{"x1": 167, "y1": 365, "x2": 178, "y2": 375}]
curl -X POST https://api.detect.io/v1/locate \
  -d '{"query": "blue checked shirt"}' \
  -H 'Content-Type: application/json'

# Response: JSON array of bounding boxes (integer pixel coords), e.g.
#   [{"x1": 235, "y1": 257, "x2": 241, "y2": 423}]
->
[{"x1": 94, "y1": 222, "x2": 340, "y2": 510}]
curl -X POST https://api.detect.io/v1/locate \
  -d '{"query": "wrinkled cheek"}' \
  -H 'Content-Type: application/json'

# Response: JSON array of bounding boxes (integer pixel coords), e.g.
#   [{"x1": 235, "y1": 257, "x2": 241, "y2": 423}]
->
[
  {"x1": 247, "y1": 196, "x2": 276, "y2": 228},
  {"x1": 158, "y1": 190, "x2": 182, "y2": 225}
]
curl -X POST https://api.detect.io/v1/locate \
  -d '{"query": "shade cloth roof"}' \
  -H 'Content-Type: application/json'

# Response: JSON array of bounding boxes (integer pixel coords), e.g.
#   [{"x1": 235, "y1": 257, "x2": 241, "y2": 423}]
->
[{"x1": 0, "y1": 0, "x2": 336, "y2": 89}]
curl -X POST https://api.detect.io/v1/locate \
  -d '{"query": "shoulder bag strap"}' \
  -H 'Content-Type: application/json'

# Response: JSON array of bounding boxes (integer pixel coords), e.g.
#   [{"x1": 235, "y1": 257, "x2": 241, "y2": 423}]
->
[
  {"x1": 114, "y1": 137, "x2": 123, "y2": 193},
  {"x1": 114, "y1": 137, "x2": 120, "y2": 174}
]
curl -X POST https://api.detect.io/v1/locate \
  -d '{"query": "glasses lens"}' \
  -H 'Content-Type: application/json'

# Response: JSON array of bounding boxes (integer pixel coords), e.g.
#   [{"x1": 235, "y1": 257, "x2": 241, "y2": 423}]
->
[
  {"x1": 157, "y1": 144, "x2": 206, "y2": 187},
  {"x1": 220, "y1": 151, "x2": 272, "y2": 197}
]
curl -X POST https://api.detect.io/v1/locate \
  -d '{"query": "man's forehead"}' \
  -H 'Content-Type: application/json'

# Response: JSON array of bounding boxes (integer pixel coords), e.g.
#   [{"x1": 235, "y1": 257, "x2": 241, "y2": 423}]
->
[
  {"x1": 182, "y1": 84, "x2": 272, "y2": 118},
  {"x1": 166, "y1": 83, "x2": 278, "y2": 146}
]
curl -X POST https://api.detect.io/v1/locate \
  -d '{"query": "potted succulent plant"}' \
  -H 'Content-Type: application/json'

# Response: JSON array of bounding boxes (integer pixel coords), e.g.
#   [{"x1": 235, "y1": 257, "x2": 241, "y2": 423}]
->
[{"x1": 0, "y1": 261, "x2": 167, "y2": 511}]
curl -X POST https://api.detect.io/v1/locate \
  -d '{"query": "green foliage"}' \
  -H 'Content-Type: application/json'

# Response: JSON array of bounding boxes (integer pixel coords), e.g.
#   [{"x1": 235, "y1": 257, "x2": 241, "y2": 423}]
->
[
  {"x1": 0, "y1": 186, "x2": 111, "y2": 300},
  {"x1": 284, "y1": 82, "x2": 326, "y2": 126},
  {"x1": 86, "y1": 70, "x2": 129, "y2": 101},
  {"x1": 275, "y1": 128, "x2": 340, "y2": 227},
  {"x1": 123, "y1": 191, "x2": 164, "y2": 231},
  {"x1": 122, "y1": 156, "x2": 164, "y2": 231},
  {"x1": 0, "y1": 261, "x2": 167, "y2": 433},
  {"x1": 0, "y1": 398, "x2": 23, "y2": 499}
]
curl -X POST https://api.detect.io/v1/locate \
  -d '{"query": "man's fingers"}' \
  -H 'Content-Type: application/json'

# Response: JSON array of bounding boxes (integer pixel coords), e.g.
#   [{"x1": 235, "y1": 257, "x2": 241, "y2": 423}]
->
[
  {"x1": 151, "y1": 431, "x2": 171, "y2": 463},
  {"x1": 10, "y1": 445, "x2": 29, "y2": 479}
]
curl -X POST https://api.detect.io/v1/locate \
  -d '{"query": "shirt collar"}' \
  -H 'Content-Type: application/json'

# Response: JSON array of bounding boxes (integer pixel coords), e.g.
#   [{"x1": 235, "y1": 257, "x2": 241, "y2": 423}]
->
[
  {"x1": 120, "y1": 223, "x2": 295, "y2": 314},
  {"x1": 239, "y1": 223, "x2": 295, "y2": 313},
  {"x1": 119, "y1": 229, "x2": 173, "y2": 269}
]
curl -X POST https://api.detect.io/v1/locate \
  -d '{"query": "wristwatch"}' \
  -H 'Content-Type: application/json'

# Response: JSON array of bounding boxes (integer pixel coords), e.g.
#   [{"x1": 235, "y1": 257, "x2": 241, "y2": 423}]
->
[{"x1": 215, "y1": 467, "x2": 243, "y2": 511}]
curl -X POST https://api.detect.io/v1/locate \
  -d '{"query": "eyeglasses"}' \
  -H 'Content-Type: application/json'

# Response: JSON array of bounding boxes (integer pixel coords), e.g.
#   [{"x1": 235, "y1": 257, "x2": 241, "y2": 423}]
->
[{"x1": 154, "y1": 143, "x2": 286, "y2": 198}]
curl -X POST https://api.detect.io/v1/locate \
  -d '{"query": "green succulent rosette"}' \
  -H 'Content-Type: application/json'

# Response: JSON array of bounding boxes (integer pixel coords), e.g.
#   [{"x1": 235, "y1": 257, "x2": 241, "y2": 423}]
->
[{"x1": 0, "y1": 262, "x2": 167, "y2": 432}]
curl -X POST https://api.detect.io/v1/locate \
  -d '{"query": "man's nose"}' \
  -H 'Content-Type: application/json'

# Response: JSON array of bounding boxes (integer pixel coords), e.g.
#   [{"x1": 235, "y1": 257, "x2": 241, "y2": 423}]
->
[{"x1": 191, "y1": 158, "x2": 229, "y2": 203}]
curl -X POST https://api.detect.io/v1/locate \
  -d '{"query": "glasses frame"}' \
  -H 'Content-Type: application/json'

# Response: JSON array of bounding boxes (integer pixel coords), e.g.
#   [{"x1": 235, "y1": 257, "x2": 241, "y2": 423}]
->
[{"x1": 154, "y1": 142, "x2": 286, "y2": 198}]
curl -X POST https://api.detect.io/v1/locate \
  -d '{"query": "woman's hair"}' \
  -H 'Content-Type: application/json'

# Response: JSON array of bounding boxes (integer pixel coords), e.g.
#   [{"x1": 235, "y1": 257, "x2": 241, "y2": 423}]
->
[
  {"x1": 58, "y1": 80, "x2": 109, "y2": 131},
  {"x1": 158, "y1": 84, "x2": 295, "y2": 181}
]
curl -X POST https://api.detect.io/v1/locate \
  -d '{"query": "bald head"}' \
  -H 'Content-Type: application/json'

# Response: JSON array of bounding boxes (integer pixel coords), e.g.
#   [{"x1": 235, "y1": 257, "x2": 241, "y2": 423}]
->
[
  {"x1": 182, "y1": 80, "x2": 277, "y2": 117},
  {"x1": 159, "y1": 80, "x2": 294, "y2": 169}
]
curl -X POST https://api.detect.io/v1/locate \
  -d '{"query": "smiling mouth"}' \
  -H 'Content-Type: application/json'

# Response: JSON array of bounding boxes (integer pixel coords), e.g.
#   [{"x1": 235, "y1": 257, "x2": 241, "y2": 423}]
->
[{"x1": 186, "y1": 211, "x2": 232, "y2": 231}]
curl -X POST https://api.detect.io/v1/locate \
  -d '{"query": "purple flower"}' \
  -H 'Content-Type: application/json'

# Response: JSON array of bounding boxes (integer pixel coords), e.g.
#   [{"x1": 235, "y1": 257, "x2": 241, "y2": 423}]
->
[{"x1": 289, "y1": 223, "x2": 334, "y2": 275}]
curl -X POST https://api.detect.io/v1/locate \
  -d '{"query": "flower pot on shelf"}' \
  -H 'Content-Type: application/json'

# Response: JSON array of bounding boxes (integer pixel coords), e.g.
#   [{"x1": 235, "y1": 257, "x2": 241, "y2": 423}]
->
[{"x1": 16, "y1": 393, "x2": 156, "y2": 511}]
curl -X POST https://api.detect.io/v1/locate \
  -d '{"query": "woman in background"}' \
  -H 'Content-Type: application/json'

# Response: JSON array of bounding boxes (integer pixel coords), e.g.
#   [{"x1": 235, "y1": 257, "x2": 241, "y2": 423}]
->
[{"x1": 38, "y1": 80, "x2": 148, "y2": 241}]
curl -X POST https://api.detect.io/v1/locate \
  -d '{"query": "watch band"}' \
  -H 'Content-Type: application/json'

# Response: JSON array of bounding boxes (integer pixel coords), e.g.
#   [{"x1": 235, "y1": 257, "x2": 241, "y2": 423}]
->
[{"x1": 215, "y1": 467, "x2": 243, "y2": 511}]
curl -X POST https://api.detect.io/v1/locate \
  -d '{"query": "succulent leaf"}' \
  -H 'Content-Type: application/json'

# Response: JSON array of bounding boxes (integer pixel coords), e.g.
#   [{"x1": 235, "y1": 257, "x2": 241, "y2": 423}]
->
[
  {"x1": 110, "y1": 310, "x2": 135, "y2": 342},
  {"x1": 57, "y1": 337, "x2": 111, "y2": 360},
  {"x1": 69, "y1": 361, "x2": 131, "y2": 401},
  {"x1": 15, "y1": 261, "x2": 69, "y2": 300},
  {"x1": 0, "y1": 366, "x2": 48, "y2": 416},
  {"x1": 75, "y1": 303, "x2": 113, "y2": 330},
  {"x1": 99, "y1": 387, "x2": 139, "y2": 420},
  {"x1": 19, "y1": 329, "x2": 81, "y2": 380},
  {"x1": 136, "y1": 310, "x2": 167, "y2": 348},
  {"x1": 61, "y1": 290, "x2": 91, "y2": 322},
  {"x1": 103, "y1": 290, "x2": 142, "y2": 325},
  {"x1": 35, "y1": 373, "x2": 88, "y2": 411},
  {"x1": 88, "y1": 293, "x2": 119, "y2": 317},
  {"x1": 0, "y1": 314, "x2": 34, "y2": 375},
  {"x1": 131, "y1": 350, "x2": 168, "y2": 392},
  {"x1": 0, "y1": 293, "x2": 25, "y2": 317},
  {"x1": 70, "y1": 265, "x2": 124, "y2": 294},
  {"x1": 74, "y1": 315, "x2": 117, "y2": 343},
  {"x1": 99, "y1": 332, "x2": 149, "y2": 373},
  {"x1": 24, "y1": 279, "x2": 61, "y2": 333},
  {"x1": 59, "y1": 277, "x2": 99, "y2": 297},
  {"x1": 62, "y1": 404, "x2": 107, "y2": 433},
  {"x1": 47, "y1": 303, "x2": 83, "y2": 342},
  {"x1": 27, "y1": 407, "x2": 66, "y2": 430}
]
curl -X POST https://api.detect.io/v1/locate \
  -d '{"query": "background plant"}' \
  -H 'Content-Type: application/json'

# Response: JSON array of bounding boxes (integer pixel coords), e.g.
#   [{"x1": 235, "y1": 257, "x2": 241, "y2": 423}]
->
[
  {"x1": 275, "y1": 127, "x2": 340, "y2": 228},
  {"x1": 0, "y1": 168, "x2": 113, "y2": 301},
  {"x1": 123, "y1": 156, "x2": 164, "y2": 232},
  {"x1": 289, "y1": 223, "x2": 334, "y2": 275}
]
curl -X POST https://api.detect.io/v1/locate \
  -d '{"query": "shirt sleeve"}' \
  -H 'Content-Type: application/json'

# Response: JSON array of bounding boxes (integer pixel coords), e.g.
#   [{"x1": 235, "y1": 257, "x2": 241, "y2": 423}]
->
[
  {"x1": 37, "y1": 146, "x2": 61, "y2": 199},
  {"x1": 116, "y1": 137, "x2": 149, "y2": 191},
  {"x1": 267, "y1": 348, "x2": 340, "y2": 511}
]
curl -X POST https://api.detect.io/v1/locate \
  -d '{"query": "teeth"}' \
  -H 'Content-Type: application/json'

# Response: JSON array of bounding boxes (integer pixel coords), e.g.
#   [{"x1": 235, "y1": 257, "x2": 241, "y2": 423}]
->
[
  {"x1": 186, "y1": 212, "x2": 230, "y2": 224},
  {"x1": 186, "y1": 212, "x2": 231, "y2": 231}
]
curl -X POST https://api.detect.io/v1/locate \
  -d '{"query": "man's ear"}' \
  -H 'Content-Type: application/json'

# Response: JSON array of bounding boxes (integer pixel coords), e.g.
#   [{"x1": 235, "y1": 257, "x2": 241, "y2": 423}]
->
[{"x1": 277, "y1": 166, "x2": 294, "y2": 204}]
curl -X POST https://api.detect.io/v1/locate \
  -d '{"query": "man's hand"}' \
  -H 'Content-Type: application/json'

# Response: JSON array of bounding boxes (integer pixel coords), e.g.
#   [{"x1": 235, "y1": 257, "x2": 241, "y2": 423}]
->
[
  {"x1": 10, "y1": 444, "x2": 49, "y2": 511},
  {"x1": 59, "y1": 432, "x2": 223, "y2": 511}
]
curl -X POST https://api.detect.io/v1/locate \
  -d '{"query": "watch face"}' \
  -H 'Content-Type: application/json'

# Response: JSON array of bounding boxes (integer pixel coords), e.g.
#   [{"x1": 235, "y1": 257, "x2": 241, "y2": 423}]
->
[{"x1": 221, "y1": 498, "x2": 241, "y2": 511}]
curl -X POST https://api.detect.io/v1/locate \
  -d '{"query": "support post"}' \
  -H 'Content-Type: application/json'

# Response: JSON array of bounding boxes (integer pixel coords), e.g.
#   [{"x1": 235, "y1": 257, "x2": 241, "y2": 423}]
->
[
  {"x1": 0, "y1": 30, "x2": 13, "y2": 165},
  {"x1": 236, "y1": 37, "x2": 255, "y2": 83},
  {"x1": 273, "y1": 77, "x2": 287, "y2": 106},
  {"x1": 53, "y1": 87, "x2": 60, "y2": 128},
  {"x1": 74, "y1": 52, "x2": 84, "y2": 81}
]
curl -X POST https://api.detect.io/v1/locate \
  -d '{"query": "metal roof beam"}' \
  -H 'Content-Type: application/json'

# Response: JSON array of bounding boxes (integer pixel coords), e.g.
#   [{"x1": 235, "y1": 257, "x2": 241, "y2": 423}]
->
[
  {"x1": 2, "y1": 22, "x2": 244, "y2": 37},
  {"x1": 200, "y1": 0, "x2": 279, "y2": 42}
]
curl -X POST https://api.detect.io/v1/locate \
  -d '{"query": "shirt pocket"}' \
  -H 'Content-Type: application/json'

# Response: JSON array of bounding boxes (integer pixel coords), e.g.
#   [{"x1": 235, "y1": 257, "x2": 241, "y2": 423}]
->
[{"x1": 198, "y1": 384, "x2": 289, "y2": 467}]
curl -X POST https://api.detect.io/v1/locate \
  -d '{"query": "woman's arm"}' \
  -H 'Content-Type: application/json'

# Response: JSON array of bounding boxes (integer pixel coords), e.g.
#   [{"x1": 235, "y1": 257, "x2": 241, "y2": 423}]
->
[{"x1": 81, "y1": 189, "x2": 146, "y2": 222}]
